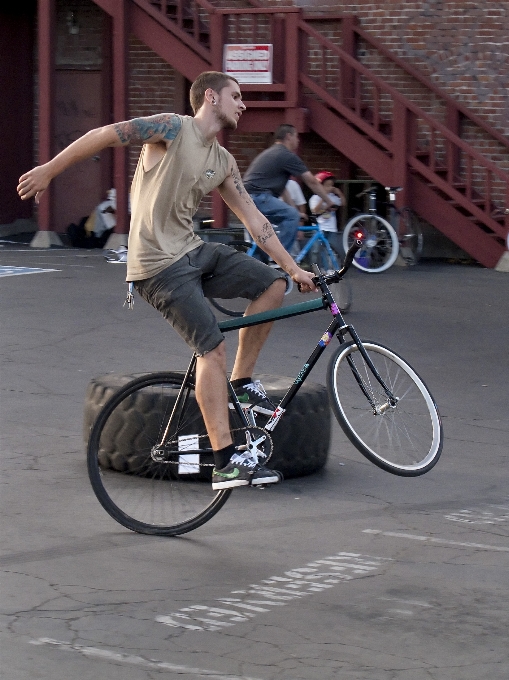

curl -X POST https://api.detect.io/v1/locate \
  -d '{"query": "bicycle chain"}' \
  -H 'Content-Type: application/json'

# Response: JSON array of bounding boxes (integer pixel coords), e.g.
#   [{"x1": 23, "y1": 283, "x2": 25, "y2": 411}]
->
[{"x1": 157, "y1": 426, "x2": 273, "y2": 466}]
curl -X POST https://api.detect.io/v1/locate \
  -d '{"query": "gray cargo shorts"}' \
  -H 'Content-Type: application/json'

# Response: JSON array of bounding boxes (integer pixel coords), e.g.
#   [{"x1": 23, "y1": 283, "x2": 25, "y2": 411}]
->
[{"x1": 133, "y1": 241, "x2": 286, "y2": 356}]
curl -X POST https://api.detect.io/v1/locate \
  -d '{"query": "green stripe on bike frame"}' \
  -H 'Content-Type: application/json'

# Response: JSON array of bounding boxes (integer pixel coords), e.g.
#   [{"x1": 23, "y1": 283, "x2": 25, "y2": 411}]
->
[{"x1": 218, "y1": 297, "x2": 326, "y2": 332}]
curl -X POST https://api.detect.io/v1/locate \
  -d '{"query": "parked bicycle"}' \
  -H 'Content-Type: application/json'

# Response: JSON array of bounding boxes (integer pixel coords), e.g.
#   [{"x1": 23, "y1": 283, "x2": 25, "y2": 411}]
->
[
  {"x1": 209, "y1": 214, "x2": 352, "y2": 316},
  {"x1": 87, "y1": 238, "x2": 443, "y2": 536},
  {"x1": 342, "y1": 186, "x2": 423, "y2": 273}
]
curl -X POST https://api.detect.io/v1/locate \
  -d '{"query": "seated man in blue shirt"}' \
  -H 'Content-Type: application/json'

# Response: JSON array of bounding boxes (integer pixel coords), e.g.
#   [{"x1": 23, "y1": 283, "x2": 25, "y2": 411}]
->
[{"x1": 243, "y1": 124, "x2": 336, "y2": 252}]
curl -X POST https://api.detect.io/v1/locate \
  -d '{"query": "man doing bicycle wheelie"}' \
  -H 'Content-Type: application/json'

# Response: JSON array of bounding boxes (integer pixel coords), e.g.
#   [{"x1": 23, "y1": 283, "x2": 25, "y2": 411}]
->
[{"x1": 17, "y1": 71, "x2": 317, "y2": 491}]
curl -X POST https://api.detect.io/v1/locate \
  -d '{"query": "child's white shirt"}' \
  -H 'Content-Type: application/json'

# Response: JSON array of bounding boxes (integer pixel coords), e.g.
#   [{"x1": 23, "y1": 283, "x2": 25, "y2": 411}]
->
[{"x1": 309, "y1": 192, "x2": 341, "y2": 232}]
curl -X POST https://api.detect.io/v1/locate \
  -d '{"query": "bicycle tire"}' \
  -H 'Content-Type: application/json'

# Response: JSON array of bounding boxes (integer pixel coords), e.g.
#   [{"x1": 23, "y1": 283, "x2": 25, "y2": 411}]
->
[
  {"x1": 312, "y1": 241, "x2": 352, "y2": 314},
  {"x1": 87, "y1": 372, "x2": 234, "y2": 536},
  {"x1": 208, "y1": 296, "x2": 250, "y2": 317},
  {"x1": 327, "y1": 341, "x2": 442, "y2": 476},
  {"x1": 207, "y1": 241, "x2": 252, "y2": 317},
  {"x1": 208, "y1": 274, "x2": 293, "y2": 318},
  {"x1": 398, "y1": 208, "x2": 423, "y2": 265},
  {"x1": 208, "y1": 242, "x2": 293, "y2": 318},
  {"x1": 342, "y1": 214, "x2": 399, "y2": 273}
]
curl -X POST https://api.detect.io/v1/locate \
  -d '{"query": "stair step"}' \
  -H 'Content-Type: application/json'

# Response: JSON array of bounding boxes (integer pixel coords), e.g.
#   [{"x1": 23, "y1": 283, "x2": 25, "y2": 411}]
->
[
  {"x1": 149, "y1": 0, "x2": 210, "y2": 40},
  {"x1": 466, "y1": 214, "x2": 506, "y2": 227},
  {"x1": 448, "y1": 198, "x2": 486, "y2": 208}
]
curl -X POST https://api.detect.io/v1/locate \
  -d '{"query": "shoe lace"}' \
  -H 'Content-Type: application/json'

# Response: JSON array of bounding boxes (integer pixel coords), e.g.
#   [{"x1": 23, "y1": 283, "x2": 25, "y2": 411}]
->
[
  {"x1": 231, "y1": 452, "x2": 257, "y2": 468},
  {"x1": 245, "y1": 380, "x2": 268, "y2": 399}
]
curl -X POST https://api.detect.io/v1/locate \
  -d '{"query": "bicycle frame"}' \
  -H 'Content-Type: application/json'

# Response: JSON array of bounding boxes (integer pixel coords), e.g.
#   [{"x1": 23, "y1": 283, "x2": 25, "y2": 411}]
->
[
  {"x1": 243, "y1": 224, "x2": 340, "y2": 269},
  {"x1": 293, "y1": 226, "x2": 341, "y2": 269},
  {"x1": 157, "y1": 244, "x2": 396, "y2": 448}
]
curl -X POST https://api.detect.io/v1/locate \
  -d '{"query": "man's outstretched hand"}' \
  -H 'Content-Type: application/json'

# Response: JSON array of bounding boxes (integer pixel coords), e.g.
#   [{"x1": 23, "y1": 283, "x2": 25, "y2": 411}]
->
[{"x1": 17, "y1": 165, "x2": 53, "y2": 204}]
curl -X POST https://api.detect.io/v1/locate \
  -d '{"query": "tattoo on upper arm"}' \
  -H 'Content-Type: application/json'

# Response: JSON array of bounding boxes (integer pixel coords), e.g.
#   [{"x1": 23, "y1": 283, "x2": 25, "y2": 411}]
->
[
  {"x1": 114, "y1": 114, "x2": 182, "y2": 145},
  {"x1": 255, "y1": 222, "x2": 275, "y2": 246}
]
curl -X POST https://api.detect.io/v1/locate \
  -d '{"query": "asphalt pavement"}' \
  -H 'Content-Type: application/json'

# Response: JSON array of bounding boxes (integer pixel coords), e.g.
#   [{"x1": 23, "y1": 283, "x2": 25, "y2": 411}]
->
[{"x1": 1, "y1": 242, "x2": 508, "y2": 680}]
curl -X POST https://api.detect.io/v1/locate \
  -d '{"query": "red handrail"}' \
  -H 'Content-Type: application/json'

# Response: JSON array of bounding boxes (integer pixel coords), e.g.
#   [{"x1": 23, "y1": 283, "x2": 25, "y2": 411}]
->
[
  {"x1": 353, "y1": 23, "x2": 509, "y2": 154},
  {"x1": 297, "y1": 18, "x2": 509, "y2": 236},
  {"x1": 134, "y1": 0, "x2": 509, "y2": 238}
]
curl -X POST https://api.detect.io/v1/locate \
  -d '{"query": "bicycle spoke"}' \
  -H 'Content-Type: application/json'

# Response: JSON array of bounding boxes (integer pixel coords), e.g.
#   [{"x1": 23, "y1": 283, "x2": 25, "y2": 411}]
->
[
  {"x1": 88, "y1": 374, "x2": 231, "y2": 535},
  {"x1": 327, "y1": 342, "x2": 442, "y2": 476},
  {"x1": 343, "y1": 215, "x2": 399, "y2": 273}
]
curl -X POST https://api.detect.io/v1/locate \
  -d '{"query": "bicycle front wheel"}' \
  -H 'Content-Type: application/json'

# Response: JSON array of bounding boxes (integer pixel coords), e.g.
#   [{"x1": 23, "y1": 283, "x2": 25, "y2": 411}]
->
[
  {"x1": 397, "y1": 208, "x2": 423, "y2": 265},
  {"x1": 87, "y1": 372, "x2": 233, "y2": 536},
  {"x1": 343, "y1": 214, "x2": 399, "y2": 273},
  {"x1": 327, "y1": 341, "x2": 442, "y2": 476}
]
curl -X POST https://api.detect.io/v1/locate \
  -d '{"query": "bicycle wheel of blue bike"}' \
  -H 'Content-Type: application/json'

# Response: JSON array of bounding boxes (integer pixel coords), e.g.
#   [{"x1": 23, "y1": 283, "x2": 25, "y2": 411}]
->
[
  {"x1": 342, "y1": 214, "x2": 399, "y2": 273},
  {"x1": 87, "y1": 372, "x2": 235, "y2": 536},
  {"x1": 398, "y1": 208, "x2": 424, "y2": 265},
  {"x1": 208, "y1": 239, "x2": 293, "y2": 317},
  {"x1": 327, "y1": 341, "x2": 442, "y2": 476}
]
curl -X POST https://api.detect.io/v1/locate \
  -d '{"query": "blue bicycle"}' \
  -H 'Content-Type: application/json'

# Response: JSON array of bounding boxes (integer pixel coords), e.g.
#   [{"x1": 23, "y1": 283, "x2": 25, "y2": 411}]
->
[{"x1": 209, "y1": 217, "x2": 353, "y2": 317}]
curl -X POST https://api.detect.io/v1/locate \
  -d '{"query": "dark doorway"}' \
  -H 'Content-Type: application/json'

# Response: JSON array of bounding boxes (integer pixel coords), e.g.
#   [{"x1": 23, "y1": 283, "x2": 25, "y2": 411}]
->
[{"x1": 0, "y1": 3, "x2": 36, "y2": 225}]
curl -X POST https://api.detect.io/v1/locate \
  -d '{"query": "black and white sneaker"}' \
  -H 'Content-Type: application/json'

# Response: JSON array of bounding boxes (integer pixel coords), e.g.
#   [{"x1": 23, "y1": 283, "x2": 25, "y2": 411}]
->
[
  {"x1": 212, "y1": 452, "x2": 281, "y2": 490},
  {"x1": 234, "y1": 380, "x2": 276, "y2": 416}
]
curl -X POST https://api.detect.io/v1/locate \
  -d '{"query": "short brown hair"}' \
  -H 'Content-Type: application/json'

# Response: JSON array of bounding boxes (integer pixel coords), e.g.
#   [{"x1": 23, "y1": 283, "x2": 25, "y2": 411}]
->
[
  {"x1": 190, "y1": 71, "x2": 239, "y2": 114},
  {"x1": 274, "y1": 124, "x2": 296, "y2": 141}
]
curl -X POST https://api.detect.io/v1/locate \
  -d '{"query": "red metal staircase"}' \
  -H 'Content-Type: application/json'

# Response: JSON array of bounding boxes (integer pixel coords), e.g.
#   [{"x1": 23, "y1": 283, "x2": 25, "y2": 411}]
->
[{"x1": 94, "y1": 0, "x2": 509, "y2": 268}]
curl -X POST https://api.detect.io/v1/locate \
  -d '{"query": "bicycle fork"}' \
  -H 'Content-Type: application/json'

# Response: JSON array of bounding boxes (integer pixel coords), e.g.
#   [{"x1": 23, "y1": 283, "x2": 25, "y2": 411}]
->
[{"x1": 340, "y1": 325, "x2": 398, "y2": 414}]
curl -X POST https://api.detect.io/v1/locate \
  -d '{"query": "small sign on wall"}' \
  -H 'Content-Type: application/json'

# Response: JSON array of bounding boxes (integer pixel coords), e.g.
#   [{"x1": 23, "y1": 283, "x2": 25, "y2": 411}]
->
[{"x1": 223, "y1": 44, "x2": 273, "y2": 84}]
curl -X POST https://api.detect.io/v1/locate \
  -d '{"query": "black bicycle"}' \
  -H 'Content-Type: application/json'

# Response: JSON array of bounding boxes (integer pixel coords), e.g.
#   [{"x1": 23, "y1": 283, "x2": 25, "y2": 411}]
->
[{"x1": 87, "y1": 239, "x2": 443, "y2": 536}]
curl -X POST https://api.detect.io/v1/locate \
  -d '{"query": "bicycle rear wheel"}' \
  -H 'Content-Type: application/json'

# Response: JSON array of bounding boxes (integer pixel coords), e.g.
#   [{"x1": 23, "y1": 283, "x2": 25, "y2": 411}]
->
[
  {"x1": 397, "y1": 208, "x2": 423, "y2": 265},
  {"x1": 327, "y1": 341, "x2": 442, "y2": 476},
  {"x1": 343, "y1": 214, "x2": 399, "y2": 273},
  {"x1": 87, "y1": 372, "x2": 236, "y2": 535}
]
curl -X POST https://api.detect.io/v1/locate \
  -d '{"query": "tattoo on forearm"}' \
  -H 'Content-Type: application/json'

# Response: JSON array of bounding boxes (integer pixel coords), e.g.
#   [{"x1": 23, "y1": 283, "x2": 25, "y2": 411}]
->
[
  {"x1": 231, "y1": 167, "x2": 253, "y2": 205},
  {"x1": 114, "y1": 114, "x2": 182, "y2": 144},
  {"x1": 255, "y1": 222, "x2": 275, "y2": 246}
]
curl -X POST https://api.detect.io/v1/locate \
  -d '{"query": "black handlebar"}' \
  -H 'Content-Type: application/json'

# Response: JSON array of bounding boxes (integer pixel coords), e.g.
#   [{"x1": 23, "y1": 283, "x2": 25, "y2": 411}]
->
[{"x1": 311, "y1": 239, "x2": 363, "y2": 287}]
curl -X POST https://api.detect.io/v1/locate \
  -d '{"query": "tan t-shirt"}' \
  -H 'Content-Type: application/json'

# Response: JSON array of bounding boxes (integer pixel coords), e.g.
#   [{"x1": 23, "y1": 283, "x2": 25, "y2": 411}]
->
[{"x1": 126, "y1": 115, "x2": 232, "y2": 281}]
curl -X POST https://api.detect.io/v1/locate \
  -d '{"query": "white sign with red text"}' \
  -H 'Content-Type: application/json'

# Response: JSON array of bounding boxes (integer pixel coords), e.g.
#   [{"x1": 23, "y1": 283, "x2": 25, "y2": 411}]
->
[{"x1": 223, "y1": 44, "x2": 273, "y2": 84}]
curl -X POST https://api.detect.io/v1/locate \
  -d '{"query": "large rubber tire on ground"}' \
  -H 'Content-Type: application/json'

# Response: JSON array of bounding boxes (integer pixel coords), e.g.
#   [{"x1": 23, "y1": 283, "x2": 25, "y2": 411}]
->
[{"x1": 84, "y1": 373, "x2": 331, "y2": 479}]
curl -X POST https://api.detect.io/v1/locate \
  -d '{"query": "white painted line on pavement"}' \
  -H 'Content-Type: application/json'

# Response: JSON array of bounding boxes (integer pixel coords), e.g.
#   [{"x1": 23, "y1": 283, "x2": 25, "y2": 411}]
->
[
  {"x1": 444, "y1": 503, "x2": 509, "y2": 525},
  {"x1": 30, "y1": 638, "x2": 265, "y2": 680},
  {"x1": 378, "y1": 597, "x2": 433, "y2": 608},
  {"x1": 363, "y1": 529, "x2": 509, "y2": 552},
  {"x1": 156, "y1": 552, "x2": 390, "y2": 632},
  {"x1": 0, "y1": 266, "x2": 59, "y2": 277}
]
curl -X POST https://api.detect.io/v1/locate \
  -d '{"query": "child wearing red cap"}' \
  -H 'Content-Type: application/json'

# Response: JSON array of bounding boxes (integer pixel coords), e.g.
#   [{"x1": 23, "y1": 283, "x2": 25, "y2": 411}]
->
[{"x1": 308, "y1": 171, "x2": 346, "y2": 259}]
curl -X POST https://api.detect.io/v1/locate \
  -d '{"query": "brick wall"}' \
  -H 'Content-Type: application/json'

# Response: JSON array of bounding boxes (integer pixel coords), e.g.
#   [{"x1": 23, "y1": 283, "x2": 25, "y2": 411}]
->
[
  {"x1": 264, "y1": 0, "x2": 509, "y2": 139},
  {"x1": 127, "y1": 36, "x2": 182, "y2": 181},
  {"x1": 37, "y1": 0, "x2": 507, "y2": 242}
]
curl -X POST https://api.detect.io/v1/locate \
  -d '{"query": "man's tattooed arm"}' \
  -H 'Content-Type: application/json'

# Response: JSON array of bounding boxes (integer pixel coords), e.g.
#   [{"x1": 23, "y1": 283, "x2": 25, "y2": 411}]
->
[
  {"x1": 113, "y1": 114, "x2": 182, "y2": 145},
  {"x1": 231, "y1": 163, "x2": 255, "y2": 207},
  {"x1": 254, "y1": 222, "x2": 276, "y2": 247}
]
